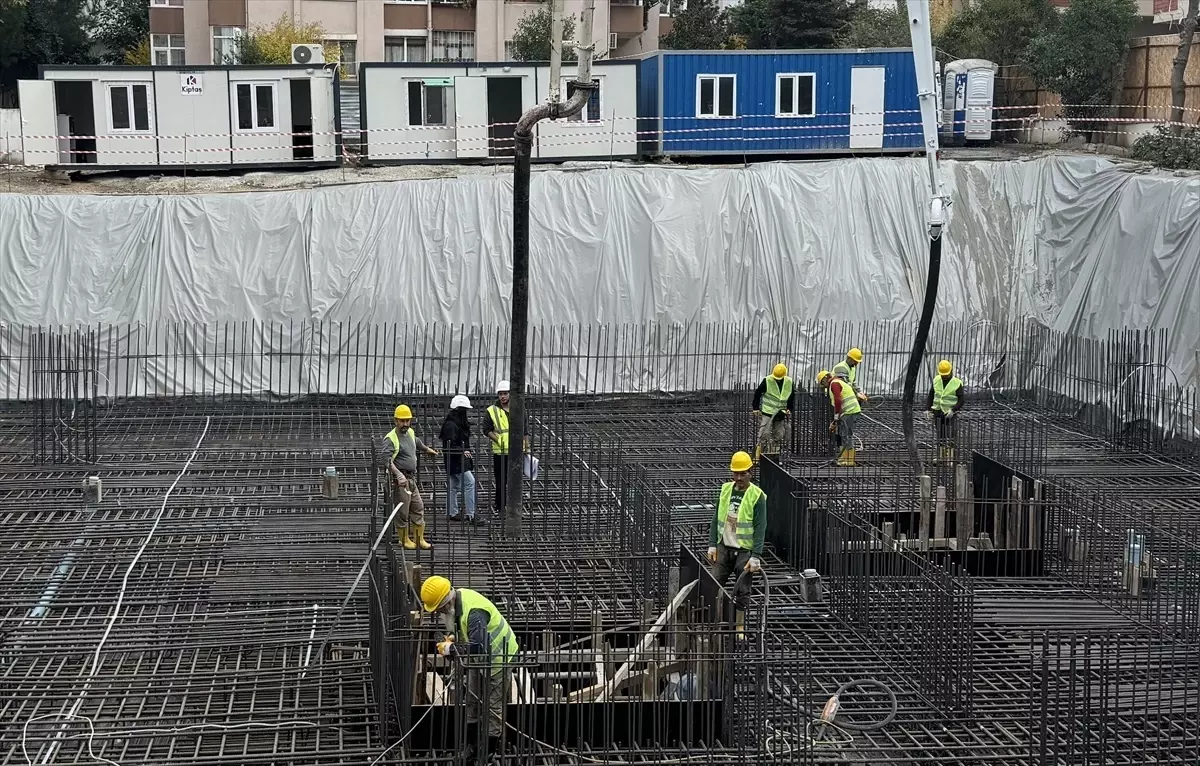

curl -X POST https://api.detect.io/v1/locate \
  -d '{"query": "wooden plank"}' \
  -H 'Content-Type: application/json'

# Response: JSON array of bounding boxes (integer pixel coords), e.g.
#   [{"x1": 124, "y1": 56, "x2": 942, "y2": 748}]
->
[
  {"x1": 934, "y1": 485, "x2": 947, "y2": 541},
  {"x1": 919, "y1": 474, "x2": 932, "y2": 551},
  {"x1": 955, "y1": 463, "x2": 972, "y2": 552}
]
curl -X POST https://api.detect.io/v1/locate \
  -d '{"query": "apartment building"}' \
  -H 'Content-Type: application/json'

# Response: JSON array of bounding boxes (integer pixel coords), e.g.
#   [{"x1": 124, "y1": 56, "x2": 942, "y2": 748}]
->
[{"x1": 149, "y1": 0, "x2": 669, "y2": 70}]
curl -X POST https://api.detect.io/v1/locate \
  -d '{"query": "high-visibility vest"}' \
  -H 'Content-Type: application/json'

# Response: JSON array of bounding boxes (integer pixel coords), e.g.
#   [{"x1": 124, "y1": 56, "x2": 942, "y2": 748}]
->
[
  {"x1": 832, "y1": 380, "x2": 862, "y2": 415},
  {"x1": 760, "y1": 376, "x2": 793, "y2": 416},
  {"x1": 933, "y1": 375, "x2": 963, "y2": 414},
  {"x1": 487, "y1": 405, "x2": 510, "y2": 455},
  {"x1": 716, "y1": 482, "x2": 765, "y2": 551},
  {"x1": 457, "y1": 588, "x2": 519, "y2": 674},
  {"x1": 830, "y1": 360, "x2": 857, "y2": 404},
  {"x1": 384, "y1": 427, "x2": 415, "y2": 463}
]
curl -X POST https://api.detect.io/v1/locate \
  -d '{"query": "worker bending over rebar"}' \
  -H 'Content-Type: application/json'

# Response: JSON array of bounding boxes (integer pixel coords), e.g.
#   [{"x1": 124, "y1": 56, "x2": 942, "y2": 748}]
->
[
  {"x1": 752, "y1": 363, "x2": 794, "y2": 461},
  {"x1": 421, "y1": 575, "x2": 518, "y2": 766},
  {"x1": 707, "y1": 451, "x2": 767, "y2": 637},
  {"x1": 927, "y1": 360, "x2": 965, "y2": 464},
  {"x1": 818, "y1": 370, "x2": 862, "y2": 467},
  {"x1": 382, "y1": 404, "x2": 439, "y2": 550}
]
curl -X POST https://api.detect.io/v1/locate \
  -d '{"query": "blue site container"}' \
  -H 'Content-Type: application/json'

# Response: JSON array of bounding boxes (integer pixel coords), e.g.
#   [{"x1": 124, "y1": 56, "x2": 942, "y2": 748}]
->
[{"x1": 637, "y1": 49, "x2": 923, "y2": 156}]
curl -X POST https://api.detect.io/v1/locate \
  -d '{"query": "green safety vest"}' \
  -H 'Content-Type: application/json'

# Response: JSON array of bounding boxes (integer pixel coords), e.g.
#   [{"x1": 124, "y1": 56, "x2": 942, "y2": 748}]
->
[
  {"x1": 829, "y1": 360, "x2": 857, "y2": 404},
  {"x1": 933, "y1": 375, "x2": 963, "y2": 414},
  {"x1": 760, "y1": 376, "x2": 793, "y2": 416},
  {"x1": 457, "y1": 588, "x2": 519, "y2": 674},
  {"x1": 832, "y1": 379, "x2": 862, "y2": 416},
  {"x1": 716, "y1": 482, "x2": 765, "y2": 551},
  {"x1": 384, "y1": 427, "x2": 415, "y2": 463},
  {"x1": 487, "y1": 405, "x2": 510, "y2": 455}
]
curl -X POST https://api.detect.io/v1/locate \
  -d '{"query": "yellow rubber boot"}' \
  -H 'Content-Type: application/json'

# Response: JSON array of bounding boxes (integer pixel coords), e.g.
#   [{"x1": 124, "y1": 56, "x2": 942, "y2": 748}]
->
[
  {"x1": 415, "y1": 524, "x2": 432, "y2": 550},
  {"x1": 847, "y1": 449, "x2": 857, "y2": 467},
  {"x1": 837, "y1": 449, "x2": 852, "y2": 467},
  {"x1": 400, "y1": 525, "x2": 416, "y2": 550}
]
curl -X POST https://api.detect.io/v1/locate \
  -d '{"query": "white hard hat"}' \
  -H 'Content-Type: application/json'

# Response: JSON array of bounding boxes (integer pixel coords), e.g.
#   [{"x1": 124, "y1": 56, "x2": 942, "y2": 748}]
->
[
  {"x1": 450, "y1": 394, "x2": 472, "y2": 410},
  {"x1": 496, "y1": 380, "x2": 510, "y2": 393}
]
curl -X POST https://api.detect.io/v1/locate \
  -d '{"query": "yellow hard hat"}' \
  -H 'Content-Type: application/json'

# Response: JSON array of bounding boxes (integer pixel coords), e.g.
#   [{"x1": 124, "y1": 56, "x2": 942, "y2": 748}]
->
[
  {"x1": 816, "y1": 369, "x2": 831, "y2": 384},
  {"x1": 730, "y1": 451, "x2": 753, "y2": 472},
  {"x1": 394, "y1": 404, "x2": 413, "y2": 419},
  {"x1": 420, "y1": 576, "x2": 452, "y2": 612},
  {"x1": 938, "y1": 360, "x2": 952, "y2": 375},
  {"x1": 772, "y1": 363, "x2": 787, "y2": 379},
  {"x1": 847, "y1": 348, "x2": 863, "y2": 363}
]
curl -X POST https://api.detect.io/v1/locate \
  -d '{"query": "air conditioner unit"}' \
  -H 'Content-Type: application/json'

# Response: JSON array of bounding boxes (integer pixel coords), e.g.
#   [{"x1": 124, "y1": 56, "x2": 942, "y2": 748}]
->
[
  {"x1": 291, "y1": 44, "x2": 325, "y2": 65},
  {"x1": 608, "y1": 32, "x2": 618, "y2": 50}
]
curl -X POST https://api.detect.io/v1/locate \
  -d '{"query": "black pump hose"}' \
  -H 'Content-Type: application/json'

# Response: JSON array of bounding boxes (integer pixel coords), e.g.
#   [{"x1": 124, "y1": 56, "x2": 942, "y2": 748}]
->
[{"x1": 901, "y1": 234, "x2": 944, "y2": 475}]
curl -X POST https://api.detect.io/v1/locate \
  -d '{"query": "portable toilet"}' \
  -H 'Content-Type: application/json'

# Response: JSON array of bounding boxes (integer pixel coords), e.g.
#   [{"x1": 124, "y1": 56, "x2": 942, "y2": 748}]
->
[{"x1": 943, "y1": 59, "x2": 998, "y2": 144}]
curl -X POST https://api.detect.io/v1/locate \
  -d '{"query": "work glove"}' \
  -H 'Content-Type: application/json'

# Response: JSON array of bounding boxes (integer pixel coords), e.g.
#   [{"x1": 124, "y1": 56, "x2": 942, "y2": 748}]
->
[
  {"x1": 436, "y1": 635, "x2": 456, "y2": 657},
  {"x1": 828, "y1": 419, "x2": 839, "y2": 434},
  {"x1": 745, "y1": 557, "x2": 761, "y2": 572},
  {"x1": 707, "y1": 547, "x2": 718, "y2": 562}
]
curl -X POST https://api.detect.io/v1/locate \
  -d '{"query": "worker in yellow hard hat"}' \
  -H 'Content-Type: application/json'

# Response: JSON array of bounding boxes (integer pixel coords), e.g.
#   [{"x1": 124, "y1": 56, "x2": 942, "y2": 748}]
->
[
  {"x1": 707, "y1": 451, "x2": 767, "y2": 636},
  {"x1": 420, "y1": 575, "x2": 517, "y2": 763},
  {"x1": 383, "y1": 404, "x2": 439, "y2": 550},
  {"x1": 927, "y1": 360, "x2": 965, "y2": 463},
  {"x1": 832, "y1": 348, "x2": 868, "y2": 403},
  {"x1": 818, "y1": 370, "x2": 862, "y2": 467},
  {"x1": 751, "y1": 363, "x2": 793, "y2": 462}
]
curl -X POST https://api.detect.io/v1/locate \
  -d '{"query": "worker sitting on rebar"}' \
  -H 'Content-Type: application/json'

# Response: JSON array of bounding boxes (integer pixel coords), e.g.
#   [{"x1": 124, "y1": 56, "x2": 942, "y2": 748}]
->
[
  {"x1": 383, "y1": 404, "x2": 439, "y2": 550},
  {"x1": 752, "y1": 363, "x2": 794, "y2": 462},
  {"x1": 421, "y1": 575, "x2": 518, "y2": 765},
  {"x1": 832, "y1": 347, "x2": 869, "y2": 403},
  {"x1": 927, "y1": 360, "x2": 965, "y2": 464},
  {"x1": 818, "y1": 370, "x2": 861, "y2": 467},
  {"x1": 707, "y1": 451, "x2": 767, "y2": 637}
]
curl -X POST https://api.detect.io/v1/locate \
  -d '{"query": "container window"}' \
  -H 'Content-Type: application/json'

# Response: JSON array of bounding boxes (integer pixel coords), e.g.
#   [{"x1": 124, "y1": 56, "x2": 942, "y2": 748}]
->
[
  {"x1": 108, "y1": 84, "x2": 152, "y2": 133},
  {"x1": 406, "y1": 82, "x2": 448, "y2": 127},
  {"x1": 564, "y1": 79, "x2": 602, "y2": 123},
  {"x1": 697, "y1": 74, "x2": 735, "y2": 119},
  {"x1": 776, "y1": 73, "x2": 815, "y2": 118},
  {"x1": 235, "y1": 83, "x2": 278, "y2": 132}
]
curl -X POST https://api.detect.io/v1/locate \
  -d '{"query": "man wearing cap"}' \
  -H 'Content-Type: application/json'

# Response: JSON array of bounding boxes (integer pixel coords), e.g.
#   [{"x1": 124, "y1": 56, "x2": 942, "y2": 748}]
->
[
  {"x1": 484, "y1": 381, "x2": 512, "y2": 516},
  {"x1": 383, "y1": 404, "x2": 439, "y2": 550},
  {"x1": 927, "y1": 359, "x2": 965, "y2": 463},
  {"x1": 707, "y1": 451, "x2": 767, "y2": 636},
  {"x1": 752, "y1": 363, "x2": 794, "y2": 461}
]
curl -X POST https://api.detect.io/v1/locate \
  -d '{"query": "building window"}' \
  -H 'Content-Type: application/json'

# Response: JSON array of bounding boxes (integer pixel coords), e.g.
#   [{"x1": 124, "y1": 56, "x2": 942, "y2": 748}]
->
[
  {"x1": 696, "y1": 74, "x2": 735, "y2": 119},
  {"x1": 108, "y1": 84, "x2": 152, "y2": 132},
  {"x1": 407, "y1": 81, "x2": 449, "y2": 126},
  {"x1": 776, "y1": 73, "x2": 815, "y2": 118},
  {"x1": 151, "y1": 0, "x2": 184, "y2": 6},
  {"x1": 431, "y1": 31, "x2": 475, "y2": 62},
  {"x1": 326, "y1": 40, "x2": 358, "y2": 77},
  {"x1": 504, "y1": 40, "x2": 514, "y2": 60},
  {"x1": 564, "y1": 78, "x2": 602, "y2": 123},
  {"x1": 151, "y1": 34, "x2": 185, "y2": 66},
  {"x1": 235, "y1": 83, "x2": 277, "y2": 131},
  {"x1": 385, "y1": 36, "x2": 427, "y2": 62},
  {"x1": 213, "y1": 26, "x2": 243, "y2": 65}
]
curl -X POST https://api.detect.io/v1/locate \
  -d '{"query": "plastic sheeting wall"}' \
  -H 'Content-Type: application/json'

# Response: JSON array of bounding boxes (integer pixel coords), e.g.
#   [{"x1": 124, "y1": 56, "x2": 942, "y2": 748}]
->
[{"x1": 0, "y1": 155, "x2": 1197, "y2": 395}]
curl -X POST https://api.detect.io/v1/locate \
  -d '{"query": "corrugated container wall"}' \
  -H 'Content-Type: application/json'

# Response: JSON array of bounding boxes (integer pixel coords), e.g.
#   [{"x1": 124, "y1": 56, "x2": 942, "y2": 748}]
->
[{"x1": 649, "y1": 50, "x2": 923, "y2": 155}]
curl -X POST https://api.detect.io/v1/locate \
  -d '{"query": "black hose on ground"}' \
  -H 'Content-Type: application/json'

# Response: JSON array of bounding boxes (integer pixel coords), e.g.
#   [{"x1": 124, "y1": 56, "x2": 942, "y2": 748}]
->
[{"x1": 901, "y1": 235, "x2": 944, "y2": 475}]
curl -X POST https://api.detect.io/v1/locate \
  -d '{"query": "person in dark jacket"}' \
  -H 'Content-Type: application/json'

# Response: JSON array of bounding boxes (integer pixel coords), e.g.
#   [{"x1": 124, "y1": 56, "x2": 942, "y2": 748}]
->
[{"x1": 441, "y1": 394, "x2": 482, "y2": 524}]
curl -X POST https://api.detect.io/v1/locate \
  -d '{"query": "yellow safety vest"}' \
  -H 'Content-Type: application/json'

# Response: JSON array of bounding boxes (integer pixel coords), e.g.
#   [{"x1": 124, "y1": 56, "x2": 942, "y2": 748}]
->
[
  {"x1": 487, "y1": 405, "x2": 510, "y2": 455},
  {"x1": 716, "y1": 482, "x2": 765, "y2": 551},
  {"x1": 457, "y1": 588, "x2": 519, "y2": 674},
  {"x1": 833, "y1": 379, "x2": 862, "y2": 416},
  {"x1": 933, "y1": 376, "x2": 963, "y2": 414},
  {"x1": 830, "y1": 360, "x2": 857, "y2": 405},
  {"x1": 760, "y1": 376, "x2": 793, "y2": 417},
  {"x1": 384, "y1": 427, "x2": 415, "y2": 462}
]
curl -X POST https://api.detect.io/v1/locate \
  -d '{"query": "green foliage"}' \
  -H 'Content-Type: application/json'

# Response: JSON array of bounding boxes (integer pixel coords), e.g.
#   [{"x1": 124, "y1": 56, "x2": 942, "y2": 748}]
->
[
  {"x1": 90, "y1": 0, "x2": 150, "y2": 64},
  {"x1": 836, "y1": 2, "x2": 910, "y2": 49},
  {"x1": 509, "y1": 5, "x2": 578, "y2": 62},
  {"x1": 232, "y1": 16, "x2": 336, "y2": 66},
  {"x1": 0, "y1": 0, "x2": 93, "y2": 105},
  {"x1": 730, "y1": 0, "x2": 849, "y2": 50},
  {"x1": 1026, "y1": 0, "x2": 1138, "y2": 122},
  {"x1": 661, "y1": 0, "x2": 733, "y2": 50},
  {"x1": 123, "y1": 37, "x2": 151, "y2": 66},
  {"x1": 1129, "y1": 125, "x2": 1200, "y2": 170},
  {"x1": 936, "y1": 0, "x2": 1057, "y2": 66}
]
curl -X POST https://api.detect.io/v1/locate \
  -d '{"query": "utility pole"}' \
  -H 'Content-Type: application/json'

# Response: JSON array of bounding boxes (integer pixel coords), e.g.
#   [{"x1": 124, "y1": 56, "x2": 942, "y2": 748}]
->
[{"x1": 504, "y1": 0, "x2": 598, "y2": 538}]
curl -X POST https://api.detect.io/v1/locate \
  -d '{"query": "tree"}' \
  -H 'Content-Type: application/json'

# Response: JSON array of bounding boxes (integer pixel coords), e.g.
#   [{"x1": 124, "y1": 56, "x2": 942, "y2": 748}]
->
[
  {"x1": 1169, "y1": 0, "x2": 1198, "y2": 135},
  {"x1": 1026, "y1": 0, "x2": 1138, "y2": 137},
  {"x1": 837, "y1": 2, "x2": 910, "y2": 49},
  {"x1": 0, "y1": 0, "x2": 92, "y2": 106},
  {"x1": 509, "y1": 4, "x2": 577, "y2": 63},
  {"x1": 662, "y1": 0, "x2": 732, "y2": 50},
  {"x1": 90, "y1": 0, "x2": 150, "y2": 64},
  {"x1": 232, "y1": 16, "x2": 336, "y2": 66},
  {"x1": 730, "y1": 0, "x2": 848, "y2": 50},
  {"x1": 937, "y1": 0, "x2": 1058, "y2": 67},
  {"x1": 123, "y1": 37, "x2": 151, "y2": 66}
]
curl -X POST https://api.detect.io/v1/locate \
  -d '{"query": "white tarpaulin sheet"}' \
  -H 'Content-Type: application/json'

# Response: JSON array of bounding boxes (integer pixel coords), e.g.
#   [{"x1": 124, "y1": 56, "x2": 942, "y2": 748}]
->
[{"x1": 0, "y1": 155, "x2": 1197, "y2": 395}]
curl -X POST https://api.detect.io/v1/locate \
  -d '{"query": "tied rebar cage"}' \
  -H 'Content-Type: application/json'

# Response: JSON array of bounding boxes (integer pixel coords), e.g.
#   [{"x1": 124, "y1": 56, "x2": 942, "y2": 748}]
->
[{"x1": 26, "y1": 327, "x2": 99, "y2": 465}]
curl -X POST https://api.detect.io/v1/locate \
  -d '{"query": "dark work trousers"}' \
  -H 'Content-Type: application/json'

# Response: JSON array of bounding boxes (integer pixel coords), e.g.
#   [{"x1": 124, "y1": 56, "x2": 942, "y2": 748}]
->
[
  {"x1": 711, "y1": 544, "x2": 754, "y2": 611},
  {"x1": 933, "y1": 412, "x2": 958, "y2": 453},
  {"x1": 491, "y1": 454, "x2": 509, "y2": 514}
]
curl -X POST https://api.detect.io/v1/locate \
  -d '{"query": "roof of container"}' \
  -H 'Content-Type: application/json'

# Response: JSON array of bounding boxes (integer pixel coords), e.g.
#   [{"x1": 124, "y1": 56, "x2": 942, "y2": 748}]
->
[
  {"x1": 40, "y1": 63, "x2": 336, "y2": 76},
  {"x1": 621, "y1": 47, "x2": 914, "y2": 59},
  {"x1": 359, "y1": 59, "x2": 634, "y2": 69}
]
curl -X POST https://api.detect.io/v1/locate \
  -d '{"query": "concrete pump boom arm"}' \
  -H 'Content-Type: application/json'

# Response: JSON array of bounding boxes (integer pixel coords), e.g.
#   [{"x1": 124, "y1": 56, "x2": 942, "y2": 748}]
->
[{"x1": 906, "y1": 0, "x2": 948, "y2": 239}]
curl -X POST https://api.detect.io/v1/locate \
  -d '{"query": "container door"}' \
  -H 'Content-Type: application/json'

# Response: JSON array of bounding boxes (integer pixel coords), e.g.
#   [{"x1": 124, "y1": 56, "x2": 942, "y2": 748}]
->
[
  {"x1": 849, "y1": 67, "x2": 885, "y2": 150},
  {"x1": 964, "y1": 69, "x2": 995, "y2": 141},
  {"x1": 453, "y1": 76, "x2": 488, "y2": 159},
  {"x1": 18, "y1": 80, "x2": 61, "y2": 166}
]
